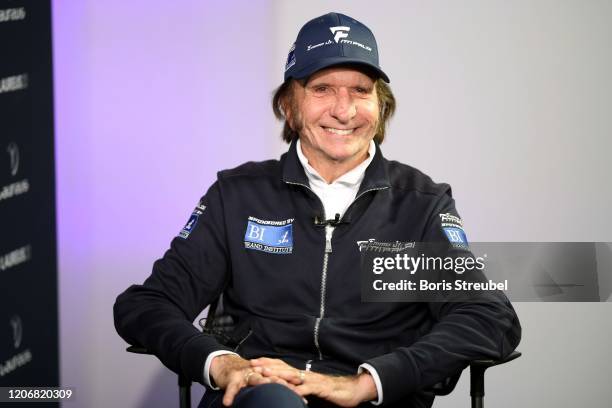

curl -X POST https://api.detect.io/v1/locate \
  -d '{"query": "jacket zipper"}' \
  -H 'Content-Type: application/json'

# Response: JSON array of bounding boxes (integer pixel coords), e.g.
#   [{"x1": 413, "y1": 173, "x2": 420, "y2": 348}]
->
[
  {"x1": 313, "y1": 224, "x2": 333, "y2": 360},
  {"x1": 284, "y1": 180, "x2": 330, "y2": 361},
  {"x1": 283, "y1": 180, "x2": 389, "y2": 362}
]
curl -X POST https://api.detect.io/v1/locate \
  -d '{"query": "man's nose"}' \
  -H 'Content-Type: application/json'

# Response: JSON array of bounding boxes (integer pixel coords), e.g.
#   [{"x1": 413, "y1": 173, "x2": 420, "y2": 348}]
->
[{"x1": 331, "y1": 88, "x2": 357, "y2": 123}]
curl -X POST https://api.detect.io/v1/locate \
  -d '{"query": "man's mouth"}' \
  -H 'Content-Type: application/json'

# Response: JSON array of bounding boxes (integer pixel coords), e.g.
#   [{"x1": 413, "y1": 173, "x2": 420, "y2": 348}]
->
[{"x1": 323, "y1": 127, "x2": 355, "y2": 135}]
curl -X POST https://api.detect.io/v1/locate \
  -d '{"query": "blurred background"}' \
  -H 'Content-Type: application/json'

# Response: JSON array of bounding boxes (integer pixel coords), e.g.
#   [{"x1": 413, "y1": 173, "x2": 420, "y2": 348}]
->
[{"x1": 46, "y1": 0, "x2": 612, "y2": 406}]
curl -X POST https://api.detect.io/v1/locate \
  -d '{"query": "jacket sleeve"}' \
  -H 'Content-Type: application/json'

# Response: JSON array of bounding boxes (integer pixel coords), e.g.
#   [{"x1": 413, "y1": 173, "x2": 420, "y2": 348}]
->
[
  {"x1": 364, "y1": 190, "x2": 522, "y2": 406},
  {"x1": 113, "y1": 181, "x2": 233, "y2": 384}
]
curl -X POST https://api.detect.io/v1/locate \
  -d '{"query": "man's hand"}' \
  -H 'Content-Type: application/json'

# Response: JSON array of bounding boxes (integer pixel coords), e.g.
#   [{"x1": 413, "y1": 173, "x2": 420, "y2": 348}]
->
[
  {"x1": 251, "y1": 357, "x2": 378, "y2": 407},
  {"x1": 210, "y1": 354, "x2": 293, "y2": 406}
]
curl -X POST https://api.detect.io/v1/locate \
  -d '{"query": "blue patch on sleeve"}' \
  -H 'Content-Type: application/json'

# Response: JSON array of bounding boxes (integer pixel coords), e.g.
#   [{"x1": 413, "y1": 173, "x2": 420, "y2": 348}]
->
[
  {"x1": 179, "y1": 213, "x2": 199, "y2": 239},
  {"x1": 443, "y1": 227, "x2": 467, "y2": 244}
]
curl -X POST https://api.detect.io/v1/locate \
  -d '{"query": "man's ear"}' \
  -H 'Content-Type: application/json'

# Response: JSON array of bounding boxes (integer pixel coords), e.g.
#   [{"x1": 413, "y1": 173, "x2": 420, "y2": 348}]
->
[
  {"x1": 281, "y1": 97, "x2": 291, "y2": 122},
  {"x1": 280, "y1": 92, "x2": 295, "y2": 130}
]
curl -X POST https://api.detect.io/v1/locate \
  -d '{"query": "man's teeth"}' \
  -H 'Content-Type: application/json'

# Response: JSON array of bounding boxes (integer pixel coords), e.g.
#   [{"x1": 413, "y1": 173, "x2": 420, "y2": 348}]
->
[{"x1": 324, "y1": 127, "x2": 354, "y2": 135}]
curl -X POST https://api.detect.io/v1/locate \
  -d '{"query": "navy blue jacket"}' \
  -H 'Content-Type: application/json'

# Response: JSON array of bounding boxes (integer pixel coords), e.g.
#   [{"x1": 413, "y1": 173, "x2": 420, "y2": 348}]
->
[{"x1": 114, "y1": 141, "x2": 521, "y2": 407}]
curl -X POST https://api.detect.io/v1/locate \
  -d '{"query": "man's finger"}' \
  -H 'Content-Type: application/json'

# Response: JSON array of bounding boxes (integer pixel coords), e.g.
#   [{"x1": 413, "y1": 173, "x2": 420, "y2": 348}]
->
[
  {"x1": 293, "y1": 373, "x2": 324, "y2": 397},
  {"x1": 222, "y1": 381, "x2": 241, "y2": 407},
  {"x1": 267, "y1": 376, "x2": 297, "y2": 390},
  {"x1": 223, "y1": 370, "x2": 252, "y2": 407},
  {"x1": 266, "y1": 376, "x2": 306, "y2": 402},
  {"x1": 250, "y1": 357, "x2": 278, "y2": 367},
  {"x1": 261, "y1": 367, "x2": 307, "y2": 385},
  {"x1": 270, "y1": 377, "x2": 289, "y2": 386},
  {"x1": 260, "y1": 367, "x2": 289, "y2": 378},
  {"x1": 293, "y1": 383, "x2": 314, "y2": 397},
  {"x1": 248, "y1": 372, "x2": 272, "y2": 386}
]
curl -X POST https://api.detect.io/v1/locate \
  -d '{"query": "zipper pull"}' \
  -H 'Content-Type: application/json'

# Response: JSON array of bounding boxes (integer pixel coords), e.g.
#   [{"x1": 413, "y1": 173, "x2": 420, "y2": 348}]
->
[
  {"x1": 325, "y1": 237, "x2": 333, "y2": 253},
  {"x1": 325, "y1": 226, "x2": 333, "y2": 253}
]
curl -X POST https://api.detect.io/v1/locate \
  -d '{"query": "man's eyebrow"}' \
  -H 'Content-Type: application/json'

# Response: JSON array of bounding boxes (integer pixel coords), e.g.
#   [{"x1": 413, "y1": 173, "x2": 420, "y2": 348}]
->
[
  {"x1": 306, "y1": 81, "x2": 331, "y2": 87},
  {"x1": 306, "y1": 81, "x2": 373, "y2": 90}
]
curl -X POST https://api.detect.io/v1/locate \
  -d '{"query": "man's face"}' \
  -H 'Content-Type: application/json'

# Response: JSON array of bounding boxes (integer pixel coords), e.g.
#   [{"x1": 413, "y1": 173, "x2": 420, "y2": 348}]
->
[{"x1": 285, "y1": 67, "x2": 379, "y2": 171}]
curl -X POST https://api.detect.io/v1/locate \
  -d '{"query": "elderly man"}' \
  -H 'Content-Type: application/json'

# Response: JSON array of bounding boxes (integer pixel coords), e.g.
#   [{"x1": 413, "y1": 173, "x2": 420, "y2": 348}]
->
[{"x1": 114, "y1": 12, "x2": 520, "y2": 408}]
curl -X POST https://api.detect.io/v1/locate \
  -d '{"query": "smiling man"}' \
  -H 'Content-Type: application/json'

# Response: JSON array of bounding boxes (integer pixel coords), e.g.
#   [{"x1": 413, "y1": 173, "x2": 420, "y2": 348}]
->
[
  {"x1": 282, "y1": 67, "x2": 379, "y2": 183},
  {"x1": 114, "y1": 12, "x2": 521, "y2": 408}
]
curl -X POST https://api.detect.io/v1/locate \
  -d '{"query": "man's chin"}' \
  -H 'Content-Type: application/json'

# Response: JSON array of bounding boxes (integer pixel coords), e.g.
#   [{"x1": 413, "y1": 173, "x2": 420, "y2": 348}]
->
[{"x1": 323, "y1": 150, "x2": 363, "y2": 164}]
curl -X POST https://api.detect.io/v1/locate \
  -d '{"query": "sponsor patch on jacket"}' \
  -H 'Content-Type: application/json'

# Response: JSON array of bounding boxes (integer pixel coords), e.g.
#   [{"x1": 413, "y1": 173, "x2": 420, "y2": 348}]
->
[
  {"x1": 439, "y1": 212, "x2": 468, "y2": 246},
  {"x1": 178, "y1": 200, "x2": 207, "y2": 239},
  {"x1": 179, "y1": 212, "x2": 200, "y2": 239},
  {"x1": 356, "y1": 239, "x2": 415, "y2": 252},
  {"x1": 244, "y1": 216, "x2": 294, "y2": 254},
  {"x1": 195, "y1": 201, "x2": 206, "y2": 213},
  {"x1": 443, "y1": 227, "x2": 467, "y2": 244}
]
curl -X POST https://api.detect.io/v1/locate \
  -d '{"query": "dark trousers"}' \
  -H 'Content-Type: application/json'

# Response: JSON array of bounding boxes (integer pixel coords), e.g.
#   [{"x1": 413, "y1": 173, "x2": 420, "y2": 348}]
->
[
  {"x1": 198, "y1": 384, "x2": 305, "y2": 408},
  {"x1": 198, "y1": 383, "x2": 434, "y2": 408}
]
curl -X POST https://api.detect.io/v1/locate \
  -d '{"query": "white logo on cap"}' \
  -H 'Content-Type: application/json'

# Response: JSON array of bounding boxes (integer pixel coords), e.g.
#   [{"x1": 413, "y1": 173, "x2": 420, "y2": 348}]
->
[{"x1": 330, "y1": 26, "x2": 350, "y2": 43}]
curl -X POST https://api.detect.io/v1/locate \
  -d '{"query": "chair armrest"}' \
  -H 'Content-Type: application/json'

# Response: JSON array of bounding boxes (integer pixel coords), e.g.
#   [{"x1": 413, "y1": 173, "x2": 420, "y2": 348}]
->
[
  {"x1": 470, "y1": 351, "x2": 522, "y2": 369},
  {"x1": 470, "y1": 350, "x2": 521, "y2": 406},
  {"x1": 126, "y1": 345, "x2": 152, "y2": 355},
  {"x1": 430, "y1": 351, "x2": 521, "y2": 397}
]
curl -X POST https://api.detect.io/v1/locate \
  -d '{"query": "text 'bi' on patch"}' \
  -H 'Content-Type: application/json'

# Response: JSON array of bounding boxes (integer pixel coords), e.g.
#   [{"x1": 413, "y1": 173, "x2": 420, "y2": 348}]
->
[
  {"x1": 443, "y1": 227, "x2": 467, "y2": 244},
  {"x1": 244, "y1": 217, "x2": 294, "y2": 254}
]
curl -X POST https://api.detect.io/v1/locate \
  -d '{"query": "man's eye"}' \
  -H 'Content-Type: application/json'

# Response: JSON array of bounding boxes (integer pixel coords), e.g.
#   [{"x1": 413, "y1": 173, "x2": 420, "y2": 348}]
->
[
  {"x1": 314, "y1": 86, "x2": 328, "y2": 92},
  {"x1": 354, "y1": 87, "x2": 368, "y2": 94}
]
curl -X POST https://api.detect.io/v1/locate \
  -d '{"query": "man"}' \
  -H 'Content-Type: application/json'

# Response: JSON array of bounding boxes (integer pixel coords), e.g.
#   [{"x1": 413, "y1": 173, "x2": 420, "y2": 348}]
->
[{"x1": 114, "y1": 12, "x2": 521, "y2": 408}]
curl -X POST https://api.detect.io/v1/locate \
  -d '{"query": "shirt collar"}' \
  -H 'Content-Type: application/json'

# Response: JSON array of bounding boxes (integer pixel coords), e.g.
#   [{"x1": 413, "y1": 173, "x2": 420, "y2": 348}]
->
[
  {"x1": 281, "y1": 139, "x2": 391, "y2": 197},
  {"x1": 296, "y1": 139, "x2": 376, "y2": 187}
]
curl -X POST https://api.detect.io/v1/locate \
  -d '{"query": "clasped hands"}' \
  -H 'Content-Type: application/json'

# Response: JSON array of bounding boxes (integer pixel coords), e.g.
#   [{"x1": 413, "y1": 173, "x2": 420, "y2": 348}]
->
[{"x1": 209, "y1": 354, "x2": 377, "y2": 407}]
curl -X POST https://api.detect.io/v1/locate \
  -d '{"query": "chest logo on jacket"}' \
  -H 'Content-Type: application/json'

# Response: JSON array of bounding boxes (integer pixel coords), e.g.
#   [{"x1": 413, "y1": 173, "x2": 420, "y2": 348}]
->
[
  {"x1": 356, "y1": 239, "x2": 415, "y2": 252},
  {"x1": 244, "y1": 216, "x2": 294, "y2": 254}
]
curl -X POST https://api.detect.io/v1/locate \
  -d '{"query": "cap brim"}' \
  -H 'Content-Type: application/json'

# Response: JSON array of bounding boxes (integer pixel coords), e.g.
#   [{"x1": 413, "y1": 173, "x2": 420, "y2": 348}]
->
[{"x1": 288, "y1": 56, "x2": 390, "y2": 83}]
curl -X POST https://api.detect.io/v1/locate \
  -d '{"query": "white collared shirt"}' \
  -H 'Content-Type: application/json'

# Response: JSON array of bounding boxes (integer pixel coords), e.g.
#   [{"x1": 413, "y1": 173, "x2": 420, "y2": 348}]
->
[{"x1": 295, "y1": 139, "x2": 376, "y2": 220}]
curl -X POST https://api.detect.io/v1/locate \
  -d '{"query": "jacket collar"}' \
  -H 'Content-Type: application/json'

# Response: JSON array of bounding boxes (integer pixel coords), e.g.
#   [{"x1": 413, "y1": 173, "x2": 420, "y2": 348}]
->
[{"x1": 281, "y1": 139, "x2": 391, "y2": 195}]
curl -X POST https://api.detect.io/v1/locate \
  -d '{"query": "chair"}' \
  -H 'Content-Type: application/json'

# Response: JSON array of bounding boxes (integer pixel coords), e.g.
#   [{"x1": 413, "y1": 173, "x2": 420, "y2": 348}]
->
[
  {"x1": 126, "y1": 299, "x2": 521, "y2": 408},
  {"x1": 126, "y1": 345, "x2": 520, "y2": 408},
  {"x1": 127, "y1": 344, "x2": 193, "y2": 408},
  {"x1": 429, "y1": 350, "x2": 521, "y2": 408}
]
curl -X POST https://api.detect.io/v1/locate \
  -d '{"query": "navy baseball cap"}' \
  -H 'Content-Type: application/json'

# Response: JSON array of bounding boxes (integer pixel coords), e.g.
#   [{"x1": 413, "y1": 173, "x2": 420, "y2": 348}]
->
[{"x1": 284, "y1": 12, "x2": 390, "y2": 83}]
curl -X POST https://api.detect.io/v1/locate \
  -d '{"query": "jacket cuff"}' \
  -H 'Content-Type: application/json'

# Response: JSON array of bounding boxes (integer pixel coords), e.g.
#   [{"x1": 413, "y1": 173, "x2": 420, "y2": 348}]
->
[
  {"x1": 364, "y1": 352, "x2": 420, "y2": 406},
  {"x1": 358, "y1": 363, "x2": 384, "y2": 405},
  {"x1": 180, "y1": 334, "x2": 234, "y2": 384}
]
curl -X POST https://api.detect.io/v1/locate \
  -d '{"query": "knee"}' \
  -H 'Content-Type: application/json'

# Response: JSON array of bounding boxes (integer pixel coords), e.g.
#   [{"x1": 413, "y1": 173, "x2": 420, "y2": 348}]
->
[{"x1": 235, "y1": 383, "x2": 303, "y2": 408}]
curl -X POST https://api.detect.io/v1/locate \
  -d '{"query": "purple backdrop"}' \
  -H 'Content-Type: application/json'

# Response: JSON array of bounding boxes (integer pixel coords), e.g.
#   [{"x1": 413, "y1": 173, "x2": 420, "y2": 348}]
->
[{"x1": 53, "y1": 1, "x2": 276, "y2": 406}]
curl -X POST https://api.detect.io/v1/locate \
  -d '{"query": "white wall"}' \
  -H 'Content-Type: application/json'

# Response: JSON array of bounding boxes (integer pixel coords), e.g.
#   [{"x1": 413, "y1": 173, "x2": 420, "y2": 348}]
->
[
  {"x1": 54, "y1": 1, "x2": 612, "y2": 407},
  {"x1": 272, "y1": 1, "x2": 612, "y2": 407}
]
